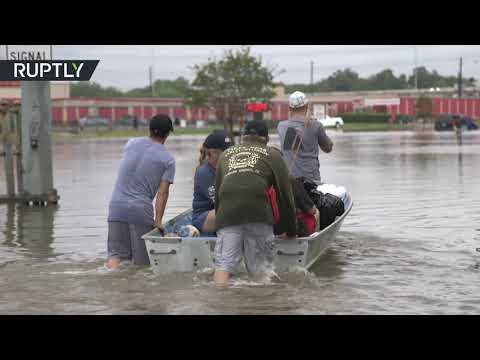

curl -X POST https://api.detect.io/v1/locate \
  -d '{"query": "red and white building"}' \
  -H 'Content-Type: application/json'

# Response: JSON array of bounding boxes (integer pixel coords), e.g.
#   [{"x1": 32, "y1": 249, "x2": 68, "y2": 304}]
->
[{"x1": 1, "y1": 81, "x2": 479, "y2": 125}]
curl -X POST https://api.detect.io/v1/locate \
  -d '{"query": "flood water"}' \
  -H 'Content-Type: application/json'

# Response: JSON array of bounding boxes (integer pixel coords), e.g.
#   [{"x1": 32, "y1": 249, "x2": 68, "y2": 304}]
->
[{"x1": 1, "y1": 130, "x2": 480, "y2": 314}]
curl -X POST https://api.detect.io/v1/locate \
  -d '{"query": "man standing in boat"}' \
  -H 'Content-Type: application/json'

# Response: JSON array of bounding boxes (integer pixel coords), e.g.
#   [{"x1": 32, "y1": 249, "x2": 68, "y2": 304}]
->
[
  {"x1": 106, "y1": 114, "x2": 176, "y2": 269},
  {"x1": 277, "y1": 91, "x2": 333, "y2": 184},
  {"x1": 213, "y1": 119, "x2": 297, "y2": 284}
]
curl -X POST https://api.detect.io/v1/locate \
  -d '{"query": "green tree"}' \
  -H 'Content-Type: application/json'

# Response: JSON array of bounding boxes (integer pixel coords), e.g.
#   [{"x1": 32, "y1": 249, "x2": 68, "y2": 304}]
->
[
  {"x1": 126, "y1": 77, "x2": 191, "y2": 98},
  {"x1": 325, "y1": 68, "x2": 360, "y2": 91},
  {"x1": 408, "y1": 66, "x2": 459, "y2": 89},
  {"x1": 368, "y1": 69, "x2": 408, "y2": 90},
  {"x1": 416, "y1": 94, "x2": 433, "y2": 119},
  {"x1": 188, "y1": 46, "x2": 279, "y2": 140},
  {"x1": 285, "y1": 66, "x2": 472, "y2": 93},
  {"x1": 70, "y1": 82, "x2": 124, "y2": 97},
  {"x1": 71, "y1": 78, "x2": 192, "y2": 98}
]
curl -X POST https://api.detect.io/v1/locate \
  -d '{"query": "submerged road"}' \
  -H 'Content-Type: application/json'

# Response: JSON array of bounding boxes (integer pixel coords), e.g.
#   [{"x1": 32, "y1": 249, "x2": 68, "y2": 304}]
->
[{"x1": 0, "y1": 131, "x2": 479, "y2": 314}]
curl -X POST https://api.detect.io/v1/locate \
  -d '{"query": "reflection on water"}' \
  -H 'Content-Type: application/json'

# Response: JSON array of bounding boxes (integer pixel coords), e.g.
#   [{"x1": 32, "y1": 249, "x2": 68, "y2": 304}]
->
[
  {"x1": 458, "y1": 152, "x2": 463, "y2": 182},
  {"x1": 1, "y1": 131, "x2": 480, "y2": 314},
  {"x1": 2, "y1": 204, "x2": 58, "y2": 259}
]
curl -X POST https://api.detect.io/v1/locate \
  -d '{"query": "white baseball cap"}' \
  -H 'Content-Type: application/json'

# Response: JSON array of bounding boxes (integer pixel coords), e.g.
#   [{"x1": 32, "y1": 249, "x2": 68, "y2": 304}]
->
[{"x1": 289, "y1": 91, "x2": 309, "y2": 109}]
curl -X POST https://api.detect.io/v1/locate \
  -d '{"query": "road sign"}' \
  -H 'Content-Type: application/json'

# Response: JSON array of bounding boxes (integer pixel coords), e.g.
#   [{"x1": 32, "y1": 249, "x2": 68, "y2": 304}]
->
[{"x1": 3, "y1": 45, "x2": 53, "y2": 61}]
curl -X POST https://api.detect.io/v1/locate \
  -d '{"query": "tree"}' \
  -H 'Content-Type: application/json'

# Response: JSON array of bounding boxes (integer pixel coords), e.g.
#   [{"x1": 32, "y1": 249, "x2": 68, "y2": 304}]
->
[
  {"x1": 416, "y1": 94, "x2": 433, "y2": 120},
  {"x1": 71, "y1": 78, "x2": 192, "y2": 98},
  {"x1": 368, "y1": 69, "x2": 408, "y2": 90},
  {"x1": 188, "y1": 46, "x2": 280, "y2": 141},
  {"x1": 325, "y1": 68, "x2": 360, "y2": 91},
  {"x1": 126, "y1": 77, "x2": 191, "y2": 98},
  {"x1": 70, "y1": 82, "x2": 124, "y2": 97},
  {"x1": 408, "y1": 66, "x2": 459, "y2": 89}
]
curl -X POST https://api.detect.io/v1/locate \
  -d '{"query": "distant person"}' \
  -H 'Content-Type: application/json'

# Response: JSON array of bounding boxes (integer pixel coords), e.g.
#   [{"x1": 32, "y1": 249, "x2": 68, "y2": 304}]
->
[
  {"x1": 192, "y1": 130, "x2": 232, "y2": 234},
  {"x1": 106, "y1": 114, "x2": 175, "y2": 269},
  {"x1": 213, "y1": 119, "x2": 297, "y2": 284},
  {"x1": 133, "y1": 115, "x2": 138, "y2": 130},
  {"x1": 277, "y1": 91, "x2": 333, "y2": 184}
]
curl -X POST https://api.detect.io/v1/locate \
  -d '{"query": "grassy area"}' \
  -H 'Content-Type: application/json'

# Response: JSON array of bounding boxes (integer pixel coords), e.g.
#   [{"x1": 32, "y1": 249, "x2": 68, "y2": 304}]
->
[
  {"x1": 51, "y1": 121, "x2": 429, "y2": 142},
  {"x1": 342, "y1": 122, "x2": 414, "y2": 132},
  {"x1": 53, "y1": 126, "x2": 227, "y2": 141}
]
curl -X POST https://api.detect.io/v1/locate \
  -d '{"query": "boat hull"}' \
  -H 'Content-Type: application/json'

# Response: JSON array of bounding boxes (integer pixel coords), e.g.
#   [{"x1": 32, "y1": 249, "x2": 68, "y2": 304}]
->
[{"x1": 143, "y1": 193, "x2": 353, "y2": 274}]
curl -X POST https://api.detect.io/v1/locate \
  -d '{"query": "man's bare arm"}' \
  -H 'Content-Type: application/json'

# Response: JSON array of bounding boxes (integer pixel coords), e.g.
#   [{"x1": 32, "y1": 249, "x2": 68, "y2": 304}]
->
[
  {"x1": 317, "y1": 124, "x2": 333, "y2": 153},
  {"x1": 154, "y1": 181, "x2": 171, "y2": 231}
]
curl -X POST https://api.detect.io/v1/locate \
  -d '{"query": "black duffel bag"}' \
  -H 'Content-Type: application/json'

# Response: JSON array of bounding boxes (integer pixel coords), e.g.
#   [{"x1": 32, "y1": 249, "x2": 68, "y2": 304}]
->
[{"x1": 299, "y1": 178, "x2": 345, "y2": 230}]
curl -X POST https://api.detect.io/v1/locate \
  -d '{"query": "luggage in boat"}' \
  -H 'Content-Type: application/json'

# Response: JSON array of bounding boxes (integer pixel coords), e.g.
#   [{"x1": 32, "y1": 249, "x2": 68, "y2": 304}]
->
[
  {"x1": 296, "y1": 212, "x2": 316, "y2": 236},
  {"x1": 269, "y1": 181, "x2": 317, "y2": 237},
  {"x1": 299, "y1": 179, "x2": 345, "y2": 230},
  {"x1": 316, "y1": 184, "x2": 348, "y2": 205}
]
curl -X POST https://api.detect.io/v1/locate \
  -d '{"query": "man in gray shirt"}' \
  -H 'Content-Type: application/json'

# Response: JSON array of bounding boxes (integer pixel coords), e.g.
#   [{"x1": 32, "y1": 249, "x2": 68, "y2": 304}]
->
[
  {"x1": 277, "y1": 91, "x2": 333, "y2": 184},
  {"x1": 106, "y1": 114, "x2": 175, "y2": 269}
]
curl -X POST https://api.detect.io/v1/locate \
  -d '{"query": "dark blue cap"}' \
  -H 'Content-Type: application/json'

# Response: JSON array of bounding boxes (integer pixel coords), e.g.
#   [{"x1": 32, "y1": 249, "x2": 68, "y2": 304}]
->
[
  {"x1": 243, "y1": 119, "x2": 268, "y2": 137},
  {"x1": 204, "y1": 130, "x2": 232, "y2": 150},
  {"x1": 150, "y1": 114, "x2": 173, "y2": 136}
]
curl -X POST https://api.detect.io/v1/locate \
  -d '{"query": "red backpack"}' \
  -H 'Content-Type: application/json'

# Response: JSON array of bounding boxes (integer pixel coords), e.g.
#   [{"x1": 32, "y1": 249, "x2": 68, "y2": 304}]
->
[
  {"x1": 266, "y1": 186, "x2": 280, "y2": 224},
  {"x1": 268, "y1": 186, "x2": 317, "y2": 235}
]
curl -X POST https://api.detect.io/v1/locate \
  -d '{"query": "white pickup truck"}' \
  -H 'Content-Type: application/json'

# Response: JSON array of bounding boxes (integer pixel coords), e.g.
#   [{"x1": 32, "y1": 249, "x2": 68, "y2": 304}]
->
[{"x1": 316, "y1": 115, "x2": 344, "y2": 129}]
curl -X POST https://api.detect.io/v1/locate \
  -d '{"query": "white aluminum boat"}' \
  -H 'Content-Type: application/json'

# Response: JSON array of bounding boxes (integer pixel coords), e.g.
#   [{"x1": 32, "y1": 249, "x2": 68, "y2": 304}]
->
[{"x1": 143, "y1": 190, "x2": 353, "y2": 274}]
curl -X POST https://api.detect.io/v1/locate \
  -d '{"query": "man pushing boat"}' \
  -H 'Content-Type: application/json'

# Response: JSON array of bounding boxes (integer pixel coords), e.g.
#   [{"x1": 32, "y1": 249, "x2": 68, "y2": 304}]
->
[
  {"x1": 213, "y1": 119, "x2": 297, "y2": 284},
  {"x1": 105, "y1": 114, "x2": 175, "y2": 269}
]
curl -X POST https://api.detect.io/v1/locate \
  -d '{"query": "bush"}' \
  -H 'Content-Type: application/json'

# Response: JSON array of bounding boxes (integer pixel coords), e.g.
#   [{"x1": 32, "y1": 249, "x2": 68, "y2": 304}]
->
[
  {"x1": 397, "y1": 114, "x2": 416, "y2": 123},
  {"x1": 338, "y1": 112, "x2": 390, "y2": 123}
]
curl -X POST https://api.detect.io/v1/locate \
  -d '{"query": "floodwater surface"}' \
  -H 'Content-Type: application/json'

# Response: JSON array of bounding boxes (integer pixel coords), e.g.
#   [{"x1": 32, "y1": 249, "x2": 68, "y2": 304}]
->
[{"x1": 1, "y1": 130, "x2": 479, "y2": 314}]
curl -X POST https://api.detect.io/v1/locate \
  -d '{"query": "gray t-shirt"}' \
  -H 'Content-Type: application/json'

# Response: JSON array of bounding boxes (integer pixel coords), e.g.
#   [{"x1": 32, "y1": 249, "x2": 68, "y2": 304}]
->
[
  {"x1": 277, "y1": 117, "x2": 332, "y2": 183},
  {"x1": 108, "y1": 137, "x2": 175, "y2": 226}
]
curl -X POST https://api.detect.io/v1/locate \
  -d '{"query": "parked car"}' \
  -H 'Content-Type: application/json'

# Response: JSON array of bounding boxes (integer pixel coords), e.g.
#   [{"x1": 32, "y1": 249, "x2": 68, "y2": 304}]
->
[
  {"x1": 78, "y1": 116, "x2": 112, "y2": 131},
  {"x1": 116, "y1": 115, "x2": 148, "y2": 128},
  {"x1": 434, "y1": 114, "x2": 478, "y2": 132},
  {"x1": 316, "y1": 115, "x2": 344, "y2": 129}
]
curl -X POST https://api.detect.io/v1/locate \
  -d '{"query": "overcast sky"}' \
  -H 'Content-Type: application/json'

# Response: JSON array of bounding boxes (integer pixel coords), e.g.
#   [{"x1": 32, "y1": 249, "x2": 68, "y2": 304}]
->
[{"x1": 4, "y1": 45, "x2": 480, "y2": 91}]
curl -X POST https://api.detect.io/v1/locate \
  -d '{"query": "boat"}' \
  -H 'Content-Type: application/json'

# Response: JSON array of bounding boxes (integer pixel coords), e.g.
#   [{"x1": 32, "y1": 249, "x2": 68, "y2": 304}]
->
[{"x1": 142, "y1": 188, "x2": 353, "y2": 274}]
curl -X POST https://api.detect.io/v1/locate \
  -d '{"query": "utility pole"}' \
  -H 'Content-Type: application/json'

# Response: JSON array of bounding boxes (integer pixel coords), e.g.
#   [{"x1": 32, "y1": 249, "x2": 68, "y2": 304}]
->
[
  {"x1": 20, "y1": 82, "x2": 59, "y2": 205},
  {"x1": 458, "y1": 57, "x2": 463, "y2": 98},
  {"x1": 151, "y1": 48, "x2": 155, "y2": 97},
  {"x1": 310, "y1": 60, "x2": 314, "y2": 94},
  {"x1": 414, "y1": 46, "x2": 418, "y2": 90},
  {"x1": 149, "y1": 66, "x2": 153, "y2": 97}
]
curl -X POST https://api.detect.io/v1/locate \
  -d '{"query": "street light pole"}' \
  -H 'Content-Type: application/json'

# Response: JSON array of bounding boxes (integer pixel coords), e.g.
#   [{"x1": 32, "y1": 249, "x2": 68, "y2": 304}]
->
[
  {"x1": 458, "y1": 57, "x2": 463, "y2": 98},
  {"x1": 149, "y1": 66, "x2": 153, "y2": 97},
  {"x1": 310, "y1": 60, "x2": 314, "y2": 94},
  {"x1": 414, "y1": 46, "x2": 418, "y2": 90}
]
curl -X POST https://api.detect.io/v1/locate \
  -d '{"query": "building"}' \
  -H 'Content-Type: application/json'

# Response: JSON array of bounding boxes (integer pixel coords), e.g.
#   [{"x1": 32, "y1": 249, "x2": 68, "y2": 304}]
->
[
  {"x1": 0, "y1": 81, "x2": 70, "y2": 100},
  {"x1": 1, "y1": 82, "x2": 479, "y2": 126}
]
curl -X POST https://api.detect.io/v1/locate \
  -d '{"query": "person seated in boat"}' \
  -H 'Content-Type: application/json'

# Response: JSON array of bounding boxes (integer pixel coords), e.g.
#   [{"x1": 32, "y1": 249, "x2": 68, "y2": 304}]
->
[
  {"x1": 213, "y1": 119, "x2": 297, "y2": 285},
  {"x1": 191, "y1": 130, "x2": 232, "y2": 234},
  {"x1": 277, "y1": 91, "x2": 333, "y2": 185}
]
